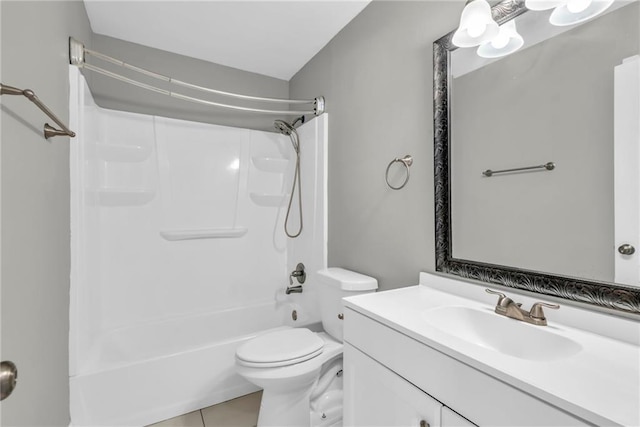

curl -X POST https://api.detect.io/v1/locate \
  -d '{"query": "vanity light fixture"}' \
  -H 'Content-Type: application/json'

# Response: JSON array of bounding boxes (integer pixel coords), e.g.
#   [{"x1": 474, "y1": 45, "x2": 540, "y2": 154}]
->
[
  {"x1": 526, "y1": 0, "x2": 614, "y2": 26},
  {"x1": 524, "y1": 0, "x2": 565, "y2": 10},
  {"x1": 452, "y1": 0, "x2": 500, "y2": 48},
  {"x1": 549, "y1": 0, "x2": 615, "y2": 26},
  {"x1": 465, "y1": 0, "x2": 613, "y2": 59},
  {"x1": 477, "y1": 20, "x2": 524, "y2": 58}
]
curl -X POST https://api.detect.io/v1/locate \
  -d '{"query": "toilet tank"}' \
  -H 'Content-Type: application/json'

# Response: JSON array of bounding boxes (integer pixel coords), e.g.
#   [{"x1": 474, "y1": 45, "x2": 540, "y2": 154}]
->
[{"x1": 317, "y1": 268, "x2": 378, "y2": 342}]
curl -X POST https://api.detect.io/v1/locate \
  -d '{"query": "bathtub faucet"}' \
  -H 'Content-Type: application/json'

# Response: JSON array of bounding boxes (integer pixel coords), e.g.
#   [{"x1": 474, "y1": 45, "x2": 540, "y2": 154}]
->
[{"x1": 286, "y1": 263, "x2": 306, "y2": 294}]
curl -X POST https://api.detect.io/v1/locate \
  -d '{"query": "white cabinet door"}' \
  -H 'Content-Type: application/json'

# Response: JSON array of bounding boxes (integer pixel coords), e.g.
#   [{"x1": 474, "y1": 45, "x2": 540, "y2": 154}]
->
[
  {"x1": 442, "y1": 407, "x2": 477, "y2": 427},
  {"x1": 344, "y1": 343, "x2": 442, "y2": 427}
]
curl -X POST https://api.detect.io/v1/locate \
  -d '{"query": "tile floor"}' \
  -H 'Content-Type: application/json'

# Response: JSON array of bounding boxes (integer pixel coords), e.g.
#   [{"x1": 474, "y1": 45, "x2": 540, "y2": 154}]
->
[{"x1": 147, "y1": 391, "x2": 262, "y2": 427}]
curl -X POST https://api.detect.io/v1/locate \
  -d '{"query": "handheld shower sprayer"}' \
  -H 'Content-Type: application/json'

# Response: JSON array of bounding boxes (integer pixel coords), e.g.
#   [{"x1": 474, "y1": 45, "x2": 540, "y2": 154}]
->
[{"x1": 274, "y1": 119, "x2": 294, "y2": 136}]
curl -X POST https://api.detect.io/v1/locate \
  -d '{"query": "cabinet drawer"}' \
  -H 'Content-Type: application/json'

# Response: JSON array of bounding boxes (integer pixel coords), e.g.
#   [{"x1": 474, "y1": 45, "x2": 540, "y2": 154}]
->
[
  {"x1": 344, "y1": 343, "x2": 441, "y2": 427},
  {"x1": 343, "y1": 308, "x2": 591, "y2": 427}
]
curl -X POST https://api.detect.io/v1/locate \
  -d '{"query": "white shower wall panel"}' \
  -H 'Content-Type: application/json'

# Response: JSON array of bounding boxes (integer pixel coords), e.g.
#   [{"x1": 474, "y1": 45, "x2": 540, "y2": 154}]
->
[
  {"x1": 94, "y1": 110, "x2": 157, "y2": 191},
  {"x1": 83, "y1": 123, "x2": 288, "y2": 338},
  {"x1": 71, "y1": 67, "x2": 296, "y2": 370},
  {"x1": 285, "y1": 117, "x2": 328, "y2": 324},
  {"x1": 156, "y1": 117, "x2": 245, "y2": 230},
  {"x1": 69, "y1": 66, "x2": 327, "y2": 425}
]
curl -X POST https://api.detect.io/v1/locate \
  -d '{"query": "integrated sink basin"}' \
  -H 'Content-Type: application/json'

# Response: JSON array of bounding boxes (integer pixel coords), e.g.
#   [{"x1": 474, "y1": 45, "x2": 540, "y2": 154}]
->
[
  {"x1": 343, "y1": 275, "x2": 640, "y2": 427},
  {"x1": 421, "y1": 306, "x2": 582, "y2": 361}
]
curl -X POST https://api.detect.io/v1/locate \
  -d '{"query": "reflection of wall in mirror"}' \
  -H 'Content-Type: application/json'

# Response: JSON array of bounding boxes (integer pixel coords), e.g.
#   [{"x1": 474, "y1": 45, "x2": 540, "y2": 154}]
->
[{"x1": 450, "y1": 2, "x2": 639, "y2": 284}]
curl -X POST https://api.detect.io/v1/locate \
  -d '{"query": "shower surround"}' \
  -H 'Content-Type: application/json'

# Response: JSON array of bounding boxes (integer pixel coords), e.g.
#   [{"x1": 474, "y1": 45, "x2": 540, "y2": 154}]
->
[{"x1": 68, "y1": 67, "x2": 327, "y2": 426}]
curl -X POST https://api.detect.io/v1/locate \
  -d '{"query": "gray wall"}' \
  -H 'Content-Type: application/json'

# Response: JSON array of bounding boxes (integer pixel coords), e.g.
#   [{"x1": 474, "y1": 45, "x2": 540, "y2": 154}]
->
[
  {"x1": 451, "y1": 4, "x2": 639, "y2": 283},
  {"x1": 1, "y1": 1, "x2": 92, "y2": 426},
  {"x1": 290, "y1": 1, "x2": 461, "y2": 290},
  {"x1": 89, "y1": 34, "x2": 290, "y2": 132}
]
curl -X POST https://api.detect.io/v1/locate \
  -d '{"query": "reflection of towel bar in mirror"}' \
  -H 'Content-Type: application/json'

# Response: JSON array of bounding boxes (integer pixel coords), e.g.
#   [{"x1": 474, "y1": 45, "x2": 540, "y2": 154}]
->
[{"x1": 482, "y1": 162, "x2": 555, "y2": 177}]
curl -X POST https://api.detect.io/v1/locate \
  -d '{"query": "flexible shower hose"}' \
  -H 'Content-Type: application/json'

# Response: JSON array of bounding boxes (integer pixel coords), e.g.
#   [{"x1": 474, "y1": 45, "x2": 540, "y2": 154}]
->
[{"x1": 284, "y1": 128, "x2": 303, "y2": 238}]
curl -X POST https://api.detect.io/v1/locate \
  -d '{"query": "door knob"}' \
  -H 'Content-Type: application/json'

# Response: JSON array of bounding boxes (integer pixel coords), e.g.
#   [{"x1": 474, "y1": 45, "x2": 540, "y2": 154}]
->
[
  {"x1": 1, "y1": 361, "x2": 18, "y2": 401},
  {"x1": 618, "y1": 244, "x2": 636, "y2": 255}
]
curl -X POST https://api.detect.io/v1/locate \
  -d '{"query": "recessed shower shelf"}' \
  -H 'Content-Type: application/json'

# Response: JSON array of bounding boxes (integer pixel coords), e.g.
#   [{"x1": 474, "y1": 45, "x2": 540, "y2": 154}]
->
[
  {"x1": 95, "y1": 143, "x2": 151, "y2": 162},
  {"x1": 251, "y1": 157, "x2": 290, "y2": 173},
  {"x1": 85, "y1": 188, "x2": 156, "y2": 206},
  {"x1": 249, "y1": 193, "x2": 288, "y2": 207},
  {"x1": 160, "y1": 228, "x2": 248, "y2": 241}
]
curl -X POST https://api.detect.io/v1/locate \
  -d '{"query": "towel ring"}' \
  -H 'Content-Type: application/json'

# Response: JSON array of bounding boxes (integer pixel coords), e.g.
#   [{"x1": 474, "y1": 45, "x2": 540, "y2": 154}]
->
[{"x1": 385, "y1": 155, "x2": 413, "y2": 190}]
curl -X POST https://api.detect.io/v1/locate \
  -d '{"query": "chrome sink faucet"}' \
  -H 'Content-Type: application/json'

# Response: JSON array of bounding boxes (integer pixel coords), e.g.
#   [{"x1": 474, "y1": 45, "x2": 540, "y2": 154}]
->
[{"x1": 486, "y1": 289, "x2": 559, "y2": 326}]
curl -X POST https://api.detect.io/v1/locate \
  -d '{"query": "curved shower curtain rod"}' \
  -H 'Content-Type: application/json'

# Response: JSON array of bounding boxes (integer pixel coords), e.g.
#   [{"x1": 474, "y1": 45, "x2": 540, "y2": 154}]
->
[{"x1": 68, "y1": 38, "x2": 325, "y2": 117}]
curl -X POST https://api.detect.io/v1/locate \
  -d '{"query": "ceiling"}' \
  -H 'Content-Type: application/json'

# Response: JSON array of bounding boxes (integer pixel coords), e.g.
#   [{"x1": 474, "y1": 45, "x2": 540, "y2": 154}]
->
[{"x1": 83, "y1": 0, "x2": 371, "y2": 81}]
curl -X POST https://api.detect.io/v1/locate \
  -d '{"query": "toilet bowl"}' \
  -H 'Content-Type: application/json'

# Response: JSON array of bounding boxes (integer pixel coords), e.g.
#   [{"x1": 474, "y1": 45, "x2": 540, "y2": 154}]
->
[{"x1": 235, "y1": 268, "x2": 378, "y2": 427}]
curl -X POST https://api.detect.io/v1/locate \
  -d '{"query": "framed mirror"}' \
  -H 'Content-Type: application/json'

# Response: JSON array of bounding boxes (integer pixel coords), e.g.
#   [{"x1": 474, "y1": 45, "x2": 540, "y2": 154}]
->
[{"x1": 434, "y1": 0, "x2": 640, "y2": 315}]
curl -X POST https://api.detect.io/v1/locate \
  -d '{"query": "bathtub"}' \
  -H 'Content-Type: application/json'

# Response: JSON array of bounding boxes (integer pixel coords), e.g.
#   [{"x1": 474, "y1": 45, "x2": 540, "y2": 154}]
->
[{"x1": 70, "y1": 302, "x2": 287, "y2": 427}]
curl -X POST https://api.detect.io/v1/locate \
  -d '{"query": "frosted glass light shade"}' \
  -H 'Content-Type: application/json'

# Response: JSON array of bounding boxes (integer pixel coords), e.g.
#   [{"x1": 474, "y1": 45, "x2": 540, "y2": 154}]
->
[
  {"x1": 524, "y1": 0, "x2": 565, "y2": 11},
  {"x1": 549, "y1": 0, "x2": 614, "y2": 26},
  {"x1": 452, "y1": 0, "x2": 500, "y2": 48},
  {"x1": 477, "y1": 20, "x2": 524, "y2": 58}
]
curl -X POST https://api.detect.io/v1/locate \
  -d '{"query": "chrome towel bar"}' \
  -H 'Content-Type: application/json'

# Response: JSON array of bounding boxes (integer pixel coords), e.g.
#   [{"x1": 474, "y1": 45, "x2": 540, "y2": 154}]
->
[
  {"x1": 482, "y1": 162, "x2": 555, "y2": 177},
  {"x1": 0, "y1": 83, "x2": 76, "y2": 139}
]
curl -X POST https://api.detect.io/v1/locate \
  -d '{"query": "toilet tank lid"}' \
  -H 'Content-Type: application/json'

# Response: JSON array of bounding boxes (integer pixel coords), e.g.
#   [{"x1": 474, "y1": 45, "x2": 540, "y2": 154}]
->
[{"x1": 317, "y1": 268, "x2": 378, "y2": 291}]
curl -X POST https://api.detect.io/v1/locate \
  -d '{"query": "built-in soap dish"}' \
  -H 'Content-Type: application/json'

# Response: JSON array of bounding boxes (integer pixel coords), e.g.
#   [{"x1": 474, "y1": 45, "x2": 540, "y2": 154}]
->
[{"x1": 160, "y1": 228, "x2": 248, "y2": 241}]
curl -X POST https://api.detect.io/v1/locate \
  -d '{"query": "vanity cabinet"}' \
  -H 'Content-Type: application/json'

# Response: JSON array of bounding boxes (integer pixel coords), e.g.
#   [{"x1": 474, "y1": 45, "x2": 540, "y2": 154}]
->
[
  {"x1": 344, "y1": 342, "x2": 475, "y2": 427},
  {"x1": 343, "y1": 307, "x2": 591, "y2": 427}
]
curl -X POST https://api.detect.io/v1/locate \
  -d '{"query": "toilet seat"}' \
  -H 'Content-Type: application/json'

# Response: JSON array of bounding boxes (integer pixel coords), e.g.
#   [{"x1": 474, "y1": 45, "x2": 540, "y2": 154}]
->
[{"x1": 236, "y1": 328, "x2": 325, "y2": 368}]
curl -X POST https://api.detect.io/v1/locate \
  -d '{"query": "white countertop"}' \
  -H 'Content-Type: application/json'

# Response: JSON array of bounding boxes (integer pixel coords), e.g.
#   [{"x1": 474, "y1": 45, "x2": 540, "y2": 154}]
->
[{"x1": 343, "y1": 273, "x2": 640, "y2": 427}]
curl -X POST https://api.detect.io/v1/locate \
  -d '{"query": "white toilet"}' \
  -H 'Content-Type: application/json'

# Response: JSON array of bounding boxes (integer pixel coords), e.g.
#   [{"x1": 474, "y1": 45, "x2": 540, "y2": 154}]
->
[{"x1": 235, "y1": 268, "x2": 378, "y2": 427}]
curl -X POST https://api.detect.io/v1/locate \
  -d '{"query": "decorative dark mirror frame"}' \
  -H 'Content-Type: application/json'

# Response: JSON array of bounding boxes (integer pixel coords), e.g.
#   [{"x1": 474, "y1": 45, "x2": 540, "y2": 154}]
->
[{"x1": 433, "y1": 0, "x2": 640, "y2": 315}]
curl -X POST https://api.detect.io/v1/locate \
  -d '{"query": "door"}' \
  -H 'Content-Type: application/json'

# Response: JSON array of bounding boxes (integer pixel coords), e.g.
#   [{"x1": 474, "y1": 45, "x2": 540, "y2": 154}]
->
[{"x1": 614, "y1": 55, "x2": 640, "y2": 286}]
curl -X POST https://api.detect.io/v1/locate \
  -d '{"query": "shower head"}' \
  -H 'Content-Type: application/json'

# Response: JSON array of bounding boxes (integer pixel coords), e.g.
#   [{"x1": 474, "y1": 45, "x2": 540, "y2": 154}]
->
[{"x1": 274, "y1": 119, "x2": 295, "y2": 136}]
